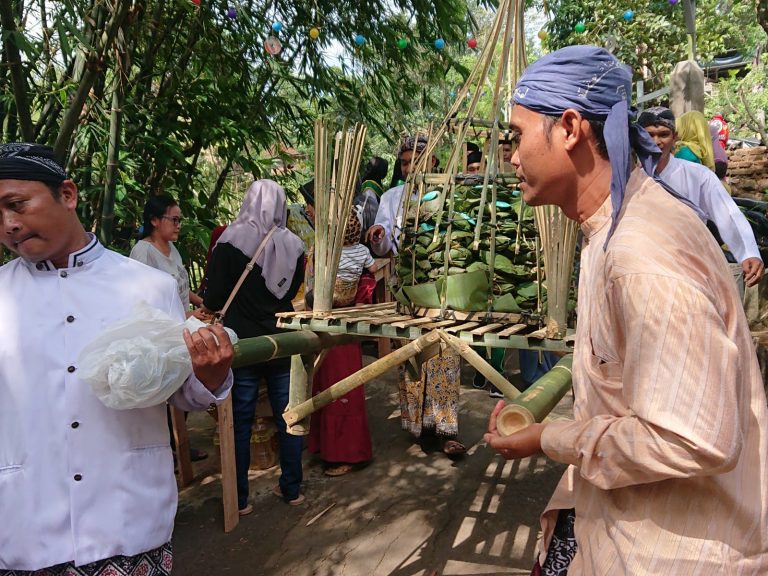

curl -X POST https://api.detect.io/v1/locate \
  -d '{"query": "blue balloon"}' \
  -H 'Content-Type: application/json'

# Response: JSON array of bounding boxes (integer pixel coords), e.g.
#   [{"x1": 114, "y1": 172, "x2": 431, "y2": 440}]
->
[
  {"x1": 354, "y1": 34, "x2": 366, "y2": 46},
  {"x1": 434, "y1": 38, "x2": 446, "y2": 50},
  {"x1": 623, "y1": 9, "x2": 634, "y2": 20},
  {"x1": 272, "y1": 21, "x2": 283, "y2": 33}
]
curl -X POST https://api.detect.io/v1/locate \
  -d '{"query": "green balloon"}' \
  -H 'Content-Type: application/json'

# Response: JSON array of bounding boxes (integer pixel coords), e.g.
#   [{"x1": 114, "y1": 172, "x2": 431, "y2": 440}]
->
[
  {"x1": 397, "y1": 38, "x2": 408, "y2": 50},
  {"x1": 574, "y1": 22, "x2": 586, "y2": 33}
]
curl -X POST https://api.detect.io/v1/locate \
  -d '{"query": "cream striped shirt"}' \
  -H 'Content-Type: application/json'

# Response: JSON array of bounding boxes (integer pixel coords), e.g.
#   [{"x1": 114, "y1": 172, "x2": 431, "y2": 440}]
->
[{"x1": 540, "y1": 169, "x2": 768, "y2": 574}]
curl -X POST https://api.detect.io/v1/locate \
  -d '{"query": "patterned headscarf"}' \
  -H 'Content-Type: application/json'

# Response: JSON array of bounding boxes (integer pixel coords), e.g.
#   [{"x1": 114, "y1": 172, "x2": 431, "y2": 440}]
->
[
  {"x1": 343, "y1": 206, "x2": 363, "y2": 246},
  {"x1": 512, "y1": 46, "x2": 702, "y2": 245},
  {"x1": 216, "y1": 180, "x2": 305, "y2": 299},
  {"x1": 676, "y1": 111, "x2": 716, "y2": 171},
  {"x1": 0, "y1": 143, "x2": 68, "y2": 185},
  {"x1": 637, "y1": 106, "x2": 677, "y2": 132}
]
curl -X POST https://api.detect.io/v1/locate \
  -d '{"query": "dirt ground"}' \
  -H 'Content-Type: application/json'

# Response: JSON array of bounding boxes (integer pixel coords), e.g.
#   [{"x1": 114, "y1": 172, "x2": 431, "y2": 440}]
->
[{"x1": 171, "y1": 350, "x2": 571, "y2": 576}]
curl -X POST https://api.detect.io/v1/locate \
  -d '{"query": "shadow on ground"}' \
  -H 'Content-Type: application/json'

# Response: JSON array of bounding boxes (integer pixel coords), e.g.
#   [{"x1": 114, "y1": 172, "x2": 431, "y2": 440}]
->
[{"x1": 172, "y1": 352, "x2": 570, "y2": 576}]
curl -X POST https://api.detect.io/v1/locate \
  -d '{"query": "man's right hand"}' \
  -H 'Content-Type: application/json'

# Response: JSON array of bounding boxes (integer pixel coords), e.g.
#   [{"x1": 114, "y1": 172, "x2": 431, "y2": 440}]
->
[{"x1": 366, "y1": 224, "x2": 385, "y2": 244}]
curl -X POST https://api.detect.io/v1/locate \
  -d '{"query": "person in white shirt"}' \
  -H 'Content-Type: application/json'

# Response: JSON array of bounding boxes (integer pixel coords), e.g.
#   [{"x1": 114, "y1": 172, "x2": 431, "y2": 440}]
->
[
  {"x1": 0, "y1": 143, "x2": 234, "y2": 574},
  {"x1": 638, "y1": 106, "x2": 764, "y2": 293},
  {"x1": 365, "y1": 135, "x2": 436, "y2": 256}
]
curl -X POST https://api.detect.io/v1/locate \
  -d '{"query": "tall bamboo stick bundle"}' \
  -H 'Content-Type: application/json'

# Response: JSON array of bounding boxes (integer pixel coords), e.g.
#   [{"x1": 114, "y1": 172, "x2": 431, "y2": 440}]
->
[
  {"x1": 496, "y1": 355, "x2": 573, "y2": 436},
  {"x1": 533, "y1": 206, "x2": 579, "y2": 338},
  {"x1": 312, "y1": 120, "x2": 368, "y2": 315}
]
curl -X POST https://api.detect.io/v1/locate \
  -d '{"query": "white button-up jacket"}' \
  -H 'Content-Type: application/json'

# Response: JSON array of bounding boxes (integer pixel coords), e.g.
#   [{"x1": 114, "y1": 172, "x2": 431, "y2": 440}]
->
[{"x1": 0, "y1": 237, "x2": 232, "y2": 569}]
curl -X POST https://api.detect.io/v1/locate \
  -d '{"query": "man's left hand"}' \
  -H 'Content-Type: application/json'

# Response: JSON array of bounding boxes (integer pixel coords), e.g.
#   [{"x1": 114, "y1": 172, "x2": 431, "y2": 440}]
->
[
  {"x1": 483, "y1": 400, "x2": 546, "y2": 460},
  {"x1": 742, "y1": 257, "x2": 764, "y2": 287},
  {"x1": 183, "y1": 324, "x2": 234, "y2": 392}
]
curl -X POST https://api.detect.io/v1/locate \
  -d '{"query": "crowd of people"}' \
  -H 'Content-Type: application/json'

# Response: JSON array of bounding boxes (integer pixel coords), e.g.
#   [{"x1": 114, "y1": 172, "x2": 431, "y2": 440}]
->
[{"x1": 2, "y1": 41, "x2": 768, "y2": 575}]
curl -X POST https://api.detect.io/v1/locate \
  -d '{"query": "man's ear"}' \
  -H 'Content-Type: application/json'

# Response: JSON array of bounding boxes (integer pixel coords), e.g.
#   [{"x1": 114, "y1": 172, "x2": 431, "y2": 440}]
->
[
  {"x1": 560, "y1": 109, "x2": 586, "y2": 152},
  {"x1": 58, "y1": 180, "x2": 79, "y2": 210}
]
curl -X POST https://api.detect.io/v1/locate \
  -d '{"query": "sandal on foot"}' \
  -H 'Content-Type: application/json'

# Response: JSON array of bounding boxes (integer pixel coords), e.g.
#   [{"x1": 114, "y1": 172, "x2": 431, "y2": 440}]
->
[
  {"x1": 272, "y1": 484, "x2": 306, "y2": 506},
  {"x1": 442, "y1": 440, "x2": 467, "y2": 456},
  {"x1": 238, "y1": 504, "x2": 254, "y2": 516},
  {"x1": 324, "y1": 464, "x2": 354, "y2": 477}
]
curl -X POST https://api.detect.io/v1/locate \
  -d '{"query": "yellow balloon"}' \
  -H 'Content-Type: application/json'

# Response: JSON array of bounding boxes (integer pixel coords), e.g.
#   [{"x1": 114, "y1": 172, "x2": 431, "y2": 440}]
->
[
  {"x1": 309, "y1": 27, "x2": 320, "y2": 40},
  {"x1": 537, "y1": 29, "x2": 548, "y2": 41}
]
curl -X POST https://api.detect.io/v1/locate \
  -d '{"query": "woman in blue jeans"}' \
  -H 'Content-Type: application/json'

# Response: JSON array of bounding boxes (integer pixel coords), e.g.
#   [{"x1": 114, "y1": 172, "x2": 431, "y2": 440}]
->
[{"x1": 203, "y1": 180, "x2": 306, "y2": 514}]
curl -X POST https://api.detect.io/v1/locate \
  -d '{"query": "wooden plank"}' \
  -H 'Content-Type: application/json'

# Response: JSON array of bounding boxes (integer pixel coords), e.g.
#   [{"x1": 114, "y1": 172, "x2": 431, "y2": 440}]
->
[
  {"x1": 218, "y1": 395, "x2": 239, "y2": 533},
  {"x1": 275, "y1": 302, "x2": 396, "y2": 318},
  {"x1": 469, "y1": 322, "x2": 505, "y2": 335},
  {"x1": 170, "y1": 406, "x2": 194, "y2": 488},
  {"x1": 497, "y1": 323, "x2": 528, "y2": 337},
  {"x1": 390, "y1": 317, "x2": 436, "y2": 329},
  {"x1": 411, "y1": 307, "x2": 524, "y2": 324},
  {"x1": 445, "y1": 321, "x2": 481, "y2": 334},
  {"x1": 368, "y1": 315, "x2": 413, "y2": 326},
  {"x1": 419, "y1": 319, "x2": 458, "y2": 330}
]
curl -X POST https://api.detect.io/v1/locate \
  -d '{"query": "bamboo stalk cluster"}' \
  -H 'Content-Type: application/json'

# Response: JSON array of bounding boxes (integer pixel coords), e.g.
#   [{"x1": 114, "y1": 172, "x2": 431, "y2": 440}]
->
[
  {"x1": 312, "y1": 120, "x2": 368, "y2": 315},
  {"x1": 533, "y1": 206, "x2": 579, "y2": 339}
]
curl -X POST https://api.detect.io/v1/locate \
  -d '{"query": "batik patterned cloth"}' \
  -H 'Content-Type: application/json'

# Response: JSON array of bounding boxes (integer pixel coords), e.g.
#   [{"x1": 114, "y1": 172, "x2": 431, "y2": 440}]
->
[
  {"x1": 398, "y1": 349, "x2": 460, "y2": 437},
  {"x1": 532, "y1": 509, "x2": 577, "y2": 576},
  {"x1": 1, "y1": 543, "x2": 172, "y2": 576}
]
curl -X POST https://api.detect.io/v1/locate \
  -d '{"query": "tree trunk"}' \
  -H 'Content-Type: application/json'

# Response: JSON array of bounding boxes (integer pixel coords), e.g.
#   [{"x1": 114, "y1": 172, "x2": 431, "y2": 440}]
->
[
  {"x1": 0, "y1": 0, "x2": 34, "y2": 141},
  {"x1": 100, "y1": 45, "x2": 129, "y2": 246},
  {"x1": 53, "y1": 0, "x2": 132, "y2": 162},
  {"x1": 758, "y1": 0, "x2": 768, "y2": 37}
]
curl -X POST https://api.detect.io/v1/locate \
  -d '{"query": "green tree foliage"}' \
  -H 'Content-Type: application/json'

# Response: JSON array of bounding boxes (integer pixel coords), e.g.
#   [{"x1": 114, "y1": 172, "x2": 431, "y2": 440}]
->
[
  {"x1": 542, "y1": 0, "x2": 764, "y2": 93},
  {"x1": 0, "y1": 0, "x2": 482, "y2": 257}
]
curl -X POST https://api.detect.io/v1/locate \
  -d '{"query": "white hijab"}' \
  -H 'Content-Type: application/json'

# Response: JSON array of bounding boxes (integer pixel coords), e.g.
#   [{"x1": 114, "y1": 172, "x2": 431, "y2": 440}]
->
[{"x1": 216, "y1": 180, "x2": 304, "y2": 299}]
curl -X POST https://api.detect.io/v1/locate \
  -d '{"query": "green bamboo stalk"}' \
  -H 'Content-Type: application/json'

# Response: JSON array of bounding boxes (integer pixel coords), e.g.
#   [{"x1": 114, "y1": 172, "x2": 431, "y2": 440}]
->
[
  {"x1": 496, "y1": 355, "x2": 573, "y2": 436},
  {"x1": 232, "y1": 332, "x2": 357, "y2": 369},
  {"x1": 283, "y1": 331, "x2": 441, "y2": 427}
]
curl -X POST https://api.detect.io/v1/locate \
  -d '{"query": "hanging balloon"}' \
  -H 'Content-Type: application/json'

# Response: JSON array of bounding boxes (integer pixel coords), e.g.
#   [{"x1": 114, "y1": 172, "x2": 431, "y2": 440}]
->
[
  {"x1": 623, "y1": 9, "x2": 634, "y2": 20},
  {"x1": 271, "y1": 21, "x2": 283, "y2": 33},
  {"x1": 226, "y1": 6, "x2": 236, "y2": 18},
  {"x1": 574, "y1": 22, "x2": 586, "y2": 33},
  {"x1": 434, "y1": 38, "x2": 446, "y2": 50},
  {"x1": 537, "y1": 29, "x2": 548, "y2": 40},
  {"x1": 354, "y1": 34, "x2": 366, "y2": 46},
  {"x1": 191, "y1": 0, "x2": 200, "y2": 5},
  {"x1": 265, "y1": 36, "x2": 282, "y2": 55},
  {"x1": 397, "y1": 38, "x2": 408, "y2": 50},
  {"x1": 467, "y1": 38, "x2": 478, "y2": 49},
  {"x1": 668, "y1": 0, "x2": 679, "y2": 4},
  {"x1": 450, "y1": 90, "x2": 457, "y2": 98},
  {"x1": 309, "y1": 27, "x2": 320, "y2": 40}
]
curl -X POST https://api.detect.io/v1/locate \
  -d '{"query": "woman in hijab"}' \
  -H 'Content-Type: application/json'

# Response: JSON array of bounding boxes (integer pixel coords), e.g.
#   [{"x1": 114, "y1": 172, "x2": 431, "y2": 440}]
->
[
  {"x1": 202, "y1": 180, "x2": 306, "y2": 513},
  {"x1": 675, "y1": 110, "x2": 716, "y2": 171}
]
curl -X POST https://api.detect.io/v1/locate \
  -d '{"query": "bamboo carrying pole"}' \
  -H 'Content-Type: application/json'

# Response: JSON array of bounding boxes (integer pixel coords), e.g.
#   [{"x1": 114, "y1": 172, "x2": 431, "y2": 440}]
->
[
  {"x1": 496, "y1": 355, "x2": 573, "y2": 436},
  {"x1": 283, "y1": 331, "x2": 442, "y2": 427},
  {"x1": 287, "y1": 353, "x2": 316, "y2": 436},
  {"x1": 232, "y1": 332, "x2": 357, "y2": 369}
]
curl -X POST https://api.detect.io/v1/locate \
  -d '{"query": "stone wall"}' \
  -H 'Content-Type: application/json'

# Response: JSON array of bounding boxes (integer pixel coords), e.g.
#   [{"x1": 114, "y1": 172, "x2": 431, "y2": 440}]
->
[{"x1": 729, "y1": 147, "x2": 768, "y2": 198}]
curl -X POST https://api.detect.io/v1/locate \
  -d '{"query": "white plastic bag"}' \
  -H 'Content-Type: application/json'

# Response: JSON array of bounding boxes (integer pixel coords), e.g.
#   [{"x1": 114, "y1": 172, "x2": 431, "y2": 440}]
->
[{"x1": 78, "y1": 302, "x2": 237, "y2": 410}]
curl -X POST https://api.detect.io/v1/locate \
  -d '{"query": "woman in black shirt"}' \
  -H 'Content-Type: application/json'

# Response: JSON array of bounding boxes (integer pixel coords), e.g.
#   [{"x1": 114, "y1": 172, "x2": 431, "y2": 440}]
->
[{"x1": 203, "y1": 180, "x2": 305, "y2": 513}]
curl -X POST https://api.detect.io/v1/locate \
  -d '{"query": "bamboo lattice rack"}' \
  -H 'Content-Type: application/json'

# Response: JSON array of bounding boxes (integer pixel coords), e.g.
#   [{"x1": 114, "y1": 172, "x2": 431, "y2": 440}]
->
[{"x1": 276, "y1": 302, "x2": 573, "y2": 352}]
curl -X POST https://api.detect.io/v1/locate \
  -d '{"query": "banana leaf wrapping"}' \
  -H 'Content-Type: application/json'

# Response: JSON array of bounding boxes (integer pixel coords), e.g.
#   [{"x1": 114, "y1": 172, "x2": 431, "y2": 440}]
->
[{"x1": 395, "y1": 183, "x2": 544, "y2": 313}]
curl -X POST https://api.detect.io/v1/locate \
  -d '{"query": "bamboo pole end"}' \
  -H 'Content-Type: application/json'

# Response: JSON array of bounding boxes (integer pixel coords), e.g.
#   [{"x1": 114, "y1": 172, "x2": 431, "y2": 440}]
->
[{"x1": 496, "y1": 404, "x2": 536, "y2": 436}]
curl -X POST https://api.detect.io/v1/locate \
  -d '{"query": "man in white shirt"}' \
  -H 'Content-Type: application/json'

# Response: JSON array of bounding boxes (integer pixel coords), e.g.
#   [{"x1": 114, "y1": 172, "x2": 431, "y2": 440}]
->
[
  {"x1": 366, "y1": 136, "x2": 436, "y2": 256},
  {"x1": 0, "y1": 143, "x2": 234, "y2": 574},
  {"x1": 638, "y1": 106, "x2": 764, "y2": 292}
]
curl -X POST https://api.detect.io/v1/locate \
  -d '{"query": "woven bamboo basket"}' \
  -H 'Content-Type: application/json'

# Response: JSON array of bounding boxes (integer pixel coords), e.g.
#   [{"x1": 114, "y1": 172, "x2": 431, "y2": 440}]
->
[{"x1": 392, "y1": 0, "x2": 578, "y2": 339}]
